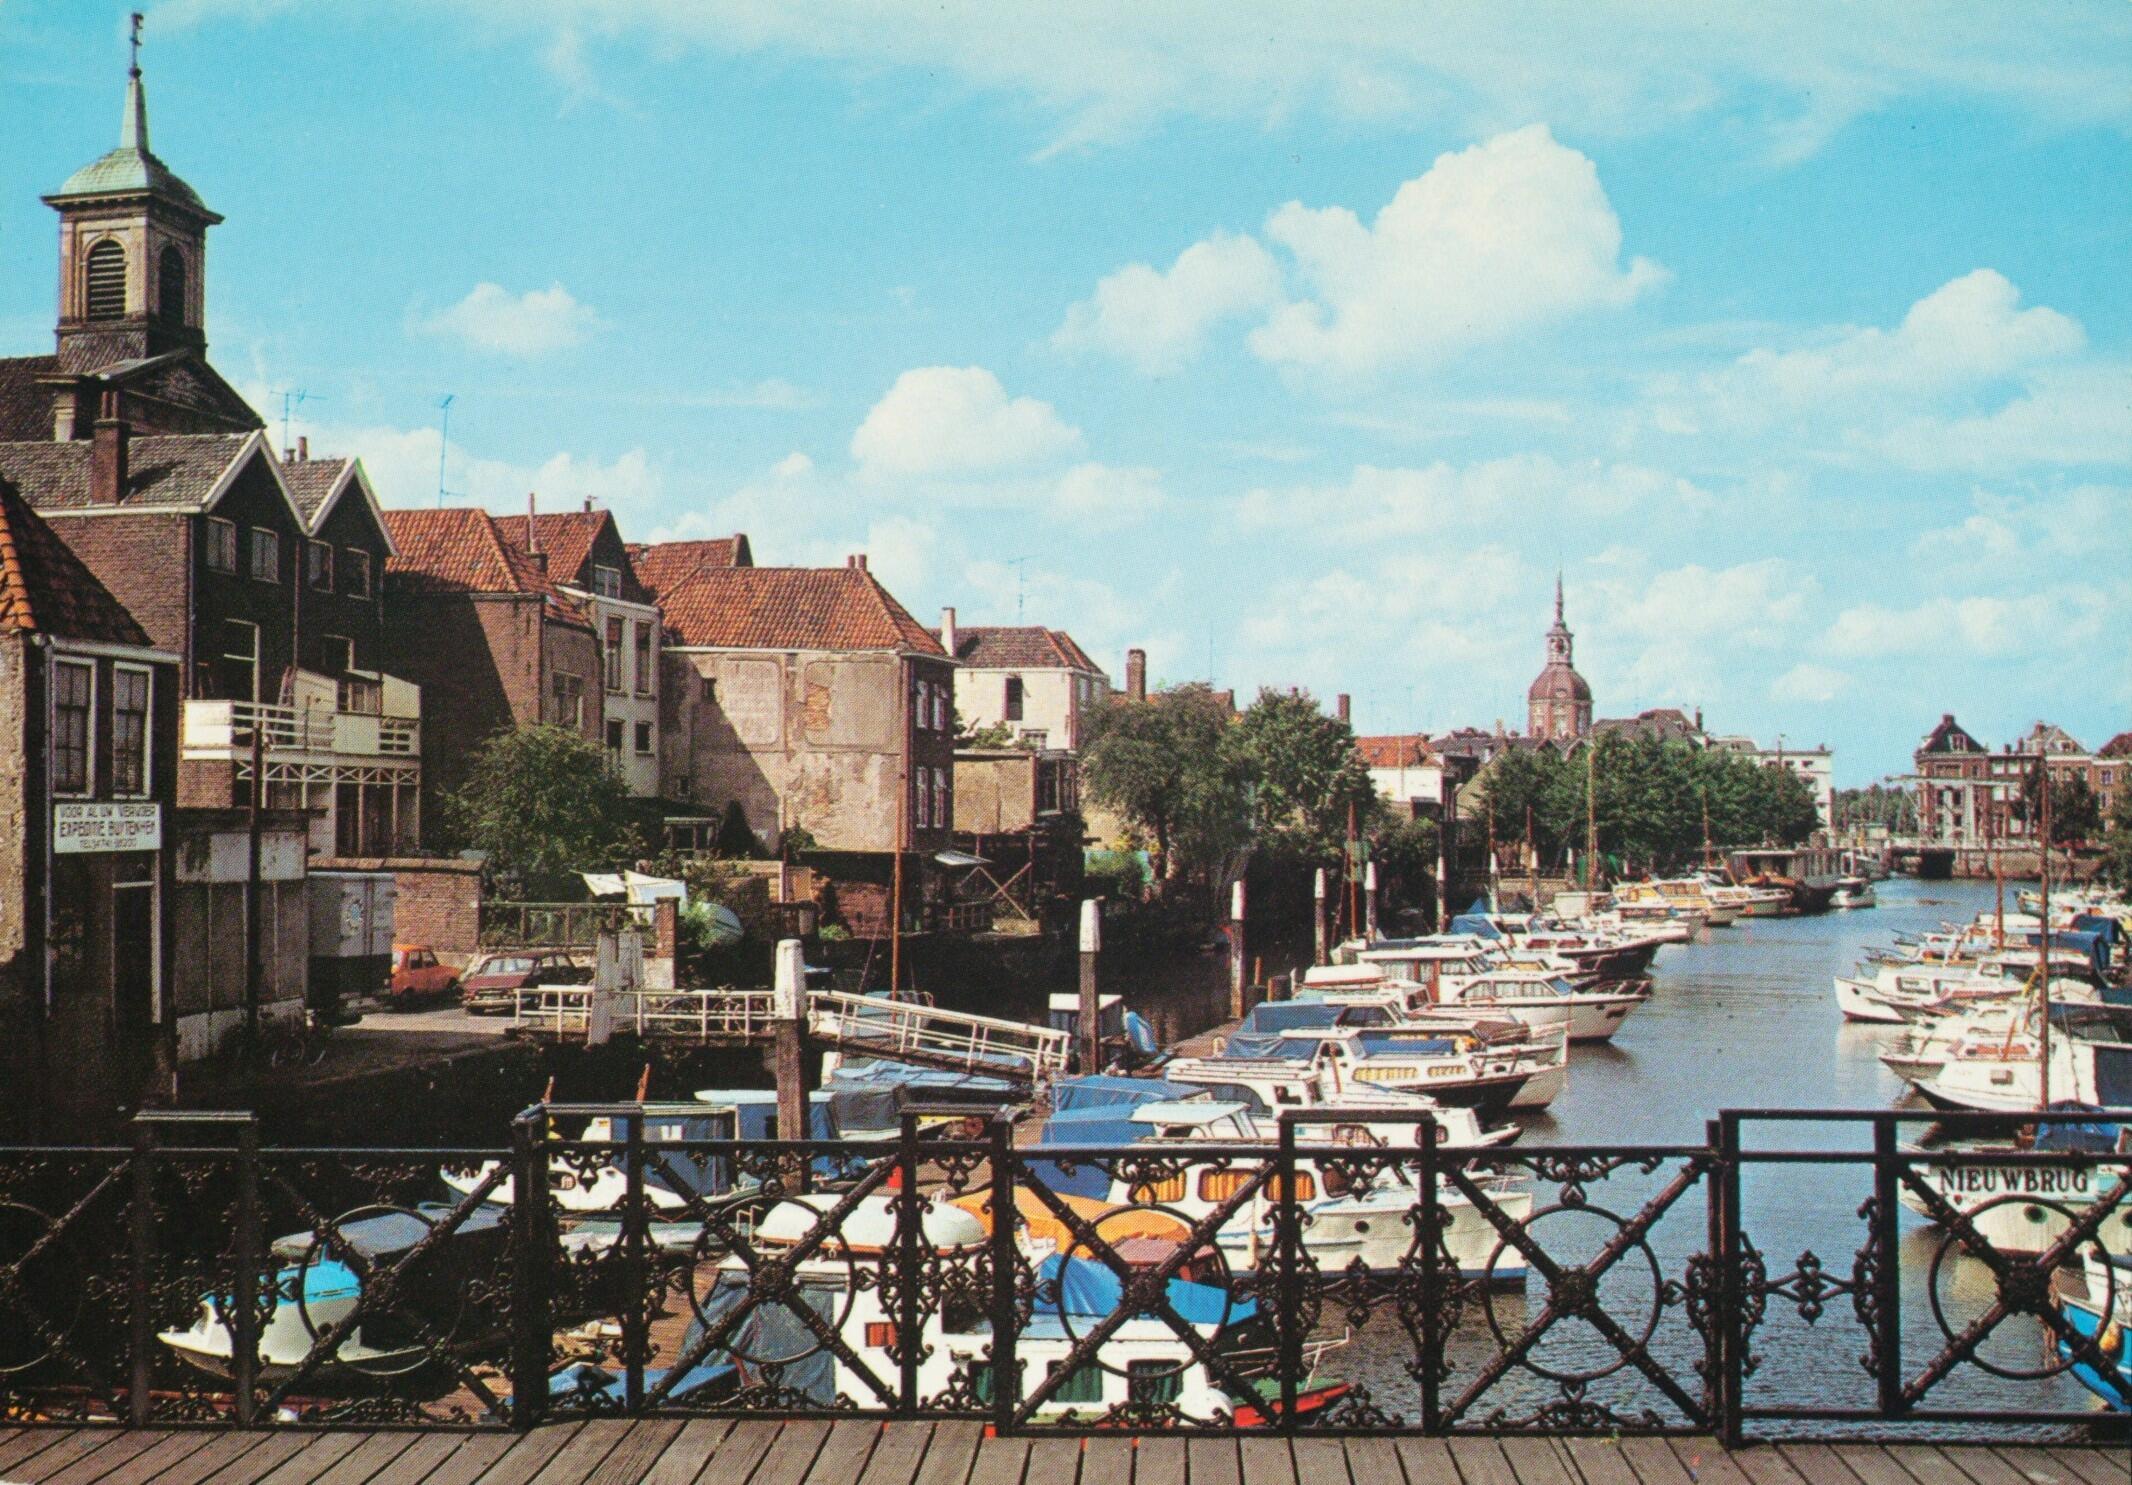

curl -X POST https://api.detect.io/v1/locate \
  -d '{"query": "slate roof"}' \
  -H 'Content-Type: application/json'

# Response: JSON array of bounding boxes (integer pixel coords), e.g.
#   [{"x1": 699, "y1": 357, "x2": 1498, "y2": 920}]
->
[
  {"x1": 931, "y1": 625, "x2": 1103, "y2": 672},
  {"x1": 0, "y1": 484, "x2": 152, "y2": 646},
  {"x1": 2098, "y1": 731, "x2": 2132, "y2": 760},
  {"x1": 280, "y1": 457, "x2": 352, "y2": 523},
  {"x1": 660, "y1": 565, "x2": 946, "y2": 655},
  {"x1": 627, "y1": 536, "x2": 753, "y2": 599},
  {"x1": 0, "y1": 357, "x2": 60, "y2": 442},
  {"x1": 0, "y1": 432, "x2": 257, "y2": 512},
  {"x1": 1918, "y1": 714, "x2": 1983, "y2": 756},
  {"x1": 1355, "y1": 734, "x2": 1436, "y2": 770},
  {"x1": 1594, "y1": 708, "x2": 1703, "y2": 744},
  {"x1": 381, "y1": 507, "x2": 590, "y2": 626}
]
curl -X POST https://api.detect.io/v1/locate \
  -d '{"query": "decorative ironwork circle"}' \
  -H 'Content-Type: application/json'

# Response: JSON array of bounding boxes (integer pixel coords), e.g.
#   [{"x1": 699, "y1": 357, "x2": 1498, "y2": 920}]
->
[
  {"x1": 1924, "y1": 1196, "x2": 2113, "y2": 1382},
  {"x1": 1483, "y1": 1202, "x2": 1665, "y2": 1386},
  {"x1": 684, "y1": 1195, "x2": 860, "y2": 1370},
  {"x1": 1050, "y1": 1200, "x2": 1237, "y2": 1383},
  {"x1": 296, "y1": 1203, "x2": 467, "y2": 1378},
  {"x1": 0, "y1": 1200, "x2": 83, "y2": 1375}
]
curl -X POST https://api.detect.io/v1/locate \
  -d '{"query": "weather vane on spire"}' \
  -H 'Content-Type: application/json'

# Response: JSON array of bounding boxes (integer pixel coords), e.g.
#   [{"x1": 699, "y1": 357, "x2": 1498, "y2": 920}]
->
[{"x1": 129, "y1": 12, "x2": 144, "y2": 79}]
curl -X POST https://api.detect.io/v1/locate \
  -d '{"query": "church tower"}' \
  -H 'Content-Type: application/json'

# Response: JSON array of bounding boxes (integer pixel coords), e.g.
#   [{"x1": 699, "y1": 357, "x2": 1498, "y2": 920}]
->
[
  {"x1": 42, "y1": 17, "x2": 221, "y2": 376},
  {"x1": 1526, "y1": 573, "x2": 1593, "y2": 742}
]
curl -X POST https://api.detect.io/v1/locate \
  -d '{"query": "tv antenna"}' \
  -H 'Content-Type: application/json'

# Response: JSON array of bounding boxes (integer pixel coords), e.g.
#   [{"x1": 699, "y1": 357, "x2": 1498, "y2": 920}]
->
[
  {"x1": 275, "y1": 389, "x2": 320, "y2": 459},
  {"x1": 1004, "y1": 554, "x2": 1033, "y2": 621},
  {"x1": 435, "y1": 394, "x2": 456, "y2": 507}
]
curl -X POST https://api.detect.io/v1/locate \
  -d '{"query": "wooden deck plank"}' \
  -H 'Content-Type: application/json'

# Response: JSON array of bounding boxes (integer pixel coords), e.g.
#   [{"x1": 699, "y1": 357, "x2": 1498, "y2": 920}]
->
[
  {"x1": 2041, "y1": 1450, "x2": 2132, "y2": 1485},
  {"x1": 1025, "y1": 1437, "x2": 1083, "y2": 1485},
  {"x1": 579, "y1": 1418, "x2": 686, "y2": 1485},
  {"x1": 1932, "y1": 1448, "x2": 2040, "y2": 1485},
  {"x1": 1884, "y1": 1449, "x2": 1989, "y2": 1485},
  {"x1": 1729, "y1": 1444, "x2": 1812, "y2": 1485},
  {"x1": 33, "y1": 1430, "x2": 172, "y2": 1485},
  {"x1": 87, "y1": 1431, "x2": 221, "y2": 1485},
  {"x1": 1189, "y1": 1437, "x2": 1244, "y2": 1485},
  {"x1": 1497, "y1": 1439, "x2": 1576, "y2": 1485},
  {"x1": 247, "y1": 1431, "x2": 368, "y2": 1485},
  {"x1": 808, "y1": 1421, "x2": 889, "y2": 1485},
  {"x1": 963, "y1": 1433, "x2": 1030, "y2": 1485},
  {"x1": 525, "y1": 1418, "x2": 632, "y2": 1485},
  {"x1": 144, "y1": 1433, "x2": 276, "y2": 1485},
  {"x1": 1980, "y1": 1449, "x2": 2080, "y2": 1485},
  {"x1": 1134, "y1": 1436, "x2": 1184, "y2": 1485},
  {"x1": 1559, "y1": 1437, "x2": 1640, "y2": 1485},
  {"x1": 1389, "y1": 1437, "x2": 1460, "y2": 1485},
  {"x1": 641, "y1": 1418, "x2": 747, "y2": 1485},
  {"x1": 1293, "y1": 1438, "x2": 1351, "y2": 1485},
  {"x1": 1080, "y1": 1435, "x2": 1135, "y2": 1485},
  {"x1": 1238, "y1": 1437, "x2": 1298, "y2": 1485},
  {"x1": 752, "y1": 1419, "x2": 835, "y2": 1485},
  {"x1": 194, "y1": 1432, "x2": 317, "y2": 1485},
  {"x1": 0, "y1": 1429, "x2": 103, "y2": 1478},
  {"x1": 1447, "y1": 1439, "x2": 1520, "y2": 1485},
  {"x1": 1667, "y1": 1439, "x2": 1756, "y2": 1485},
  {"x1": 1342, "y1": 1436, "x2": 1407, "y2": 1485},
  {"x1": 1772, "y1": 1444, "x2": 1868, "y2": 1485},
  {"x1": 1828, "y1": 1448, "x2": 1934, "y2": 1485},
  {"x1": 856, "y1": 1423, "x2": 940, "y2": 1485},
  {"x1": 1612, "y1": 1438, "x2": 1693, "y2": 1485},
  {"x1": 911, "y1": 1422, "x2": 986, "y2": 1485}
]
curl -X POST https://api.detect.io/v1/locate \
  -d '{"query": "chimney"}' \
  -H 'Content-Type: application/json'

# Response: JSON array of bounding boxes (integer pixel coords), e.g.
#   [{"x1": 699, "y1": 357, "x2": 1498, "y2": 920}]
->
[
  {"x1": 1125, "y1": 648, "x2": 1147, "y2": 702},
  {"x1": 90, "y1": 391, "x2": 128, "y2": 505},
  {"x1": 526, "y1": 492, "x2": 538, "y2": 553},
  {"x1": 1336, "y1": 693, "x2": 1351, "y2": 725},
  {"x1": 848, "y1": 554, "x2": 868, "y2": 571},
  {"x1": 940, "y1": 606, "x2": 958, "y2": 659},
  {"x1": 582, "y1": 495, "x2": 593, "y2": 513}
]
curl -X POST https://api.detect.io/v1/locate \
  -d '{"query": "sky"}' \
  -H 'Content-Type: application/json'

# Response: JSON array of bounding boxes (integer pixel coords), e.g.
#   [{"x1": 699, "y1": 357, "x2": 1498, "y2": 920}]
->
[{"x1": 3, "y1": 2, "x2": 2128, "y2": 784}]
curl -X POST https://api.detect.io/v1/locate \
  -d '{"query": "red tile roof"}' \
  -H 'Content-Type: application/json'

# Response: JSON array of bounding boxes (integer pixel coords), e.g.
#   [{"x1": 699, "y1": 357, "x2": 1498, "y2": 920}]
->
[
  {"x1": 2098, "y1": 730, "x2": 2132, "y2": 760},
  {"x1": 661, "y1": 564, "x2": 946, "y2": 655},
  {"x1": 628, "y1": 535, "x2": 753, "y2": 599},
  {"x1": 933, "y1": 625, "x2": 1103, "y2": 673},
  {"x1": 0, "y1": 484, "x2": 152, "y2": 646},
  {"x1": 381, "y1": 507, "x2": 590, "y2": 626},
  {"x1": 1355, "y1": 734, "x2": 1436, "y2": 770}
]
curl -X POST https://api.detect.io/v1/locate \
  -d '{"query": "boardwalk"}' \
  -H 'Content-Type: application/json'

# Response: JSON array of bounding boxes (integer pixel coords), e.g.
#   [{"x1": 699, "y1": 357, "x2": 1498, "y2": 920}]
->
[{"x1": 0, "y1": 1422, "x2": 2125, "y2": 1485}]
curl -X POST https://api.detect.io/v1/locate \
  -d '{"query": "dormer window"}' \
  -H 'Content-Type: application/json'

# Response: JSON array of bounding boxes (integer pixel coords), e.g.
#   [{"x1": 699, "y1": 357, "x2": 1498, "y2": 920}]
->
[
  {"x1": 156, "y1": 245, "x2": 186, "y2": 325},
  {"x1": 592, "y1": 564, "x2": 622, "y2": 599},
  {"x1": 84, "y1": 240, "x2": 126, "y2": 320}
]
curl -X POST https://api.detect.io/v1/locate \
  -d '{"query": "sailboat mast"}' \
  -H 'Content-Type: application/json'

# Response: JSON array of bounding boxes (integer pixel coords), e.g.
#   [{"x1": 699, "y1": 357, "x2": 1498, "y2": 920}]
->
[
  {"x1": 2037, "y1": 761, "x2": 2052, "y2": 1108},
  {"x1": 1585, "y1": 742, "x2": 1598, "y2": 889}
]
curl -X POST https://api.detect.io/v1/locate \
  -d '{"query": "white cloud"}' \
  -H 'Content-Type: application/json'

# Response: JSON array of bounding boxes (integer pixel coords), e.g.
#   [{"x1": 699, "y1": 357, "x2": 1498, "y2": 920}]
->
[
  {"x1": 1823, "y1": 590, "x2": 2115, "y2": 659},
  {"x1": 851, "y1": 366, "x2": 1083, "y2": 476},
  {"x1": 1869, "y1": 364, "x2": 2132, "y2": 472},
  {"x1": 1238, "y1": 454, "x2": 1708, "y2": 543},
  {"x1": 417, "y1": 281, "x2": 600, "y2": 356},
  {"x1": 1770, "y1": 663, "x2": 1853, "y2": 704},
  {"x1": 1248, "y1": 127, "x2": 1662, "y2": 376},
  {"x1": 772, "y1": 451, "x2": 816, "y2": 479},
  {"x1": 300, "y1": 419, "x2": 662, "y2": 511},
  {"x1": 1053, "y1": 232, "x2": 1281, "y2": 375},
  {"x1": 1049, "y1": 463, "x2": 1166, "y2": 527}
]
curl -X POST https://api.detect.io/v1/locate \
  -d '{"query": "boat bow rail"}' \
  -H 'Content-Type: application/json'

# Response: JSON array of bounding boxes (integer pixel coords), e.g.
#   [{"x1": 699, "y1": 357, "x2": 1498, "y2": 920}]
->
[{"x1": 0, "y1": 1105, "x2": 2123, "y2": 1440}]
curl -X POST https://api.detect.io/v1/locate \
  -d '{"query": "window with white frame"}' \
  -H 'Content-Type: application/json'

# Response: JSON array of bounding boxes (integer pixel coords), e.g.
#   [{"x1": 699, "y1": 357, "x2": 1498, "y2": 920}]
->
[
  {"x1": 914, "y1": 770, "x2": 930, "y2": 829},
  {"x1": 306, "y1": 540, "x2": 334, "y2": 592},
  {"x1": 604, "y1": 617, "x2": 625, "y2": 692},
  {"x1": 592, "y1": 565, "x2": 623, "y2": 599},
  {"x1": 343, "y1": 548, "x2": 373, "y2": 598},
  {"x1": 248, "y1": 527, "x2": 281, "y2": 583},
  {"x1": 635, "y1": 721, "x2": 654, "y2": 755},
  {"x1": 204, "y1": 518, "x2": 239, "y2": 574},
  {"x1": 112, "y1": 665, "x2": 151, "y2": 795},
  {"x1": 634, "y1": 621, "x2": 653, "y2": 696},
  {"x1": 52, "y1": 660, "x2": 94, "y2": 795}
]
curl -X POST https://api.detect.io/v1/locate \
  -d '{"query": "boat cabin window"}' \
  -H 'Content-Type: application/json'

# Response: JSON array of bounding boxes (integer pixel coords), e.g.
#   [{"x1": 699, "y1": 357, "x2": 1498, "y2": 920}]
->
[
  {"x1": 1128, "y1": 1359, "x2": 1183, "y2": 1405},
  {"x1": 1198, "y1": 1169, "x2": 1313, "y2": 1203},
  {"x1": 865, "y1": 1321, "x2": 898, "y2": 1349},
  {"x1": 1131, "y1": 1172, "x2": 1188, "y2": 1203},
  {"x1": 1054, "y1": 1362, "x2": 1105, "y2": 1403}
]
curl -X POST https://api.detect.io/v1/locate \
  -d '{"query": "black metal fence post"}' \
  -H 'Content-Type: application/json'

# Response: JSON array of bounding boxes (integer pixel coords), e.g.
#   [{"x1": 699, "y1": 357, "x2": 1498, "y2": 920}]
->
[
  {"x1": 509, "y1": 1105, "x2": 552, "y2": 1431},
  {"x1": 988, "y1": 1113, "x2": 1018, "y2": 1434},
  {"x1": 1275, "y1": 1117, "x2": 1300, "y2": 1433},
  {"x1": 1872, "y1": 1115, "x2": 1903, "y2": 1419},
  {"x1": 897, "y1": 1113, "x2": 924, "y2": 1413},
  {"x1": 127, "y1": 1117, "x2": 156, "y2": 1427},
  {"x1": 1417, "y1": 1114, "x2": 1443, "y2": 1435},
  {"x1": 1702, "y1": 1118, "x2": 1725, "y2": 1432},
  {"x1": 232, "y1": 1117, "x2": 260, "y2": 1426},
  {"x1": 1716, "y1": 1112, "x2": 1744, "y2": 1448},
  {"x1": 622, "y1": 1109, "x2": 647, "y2": 1413}
]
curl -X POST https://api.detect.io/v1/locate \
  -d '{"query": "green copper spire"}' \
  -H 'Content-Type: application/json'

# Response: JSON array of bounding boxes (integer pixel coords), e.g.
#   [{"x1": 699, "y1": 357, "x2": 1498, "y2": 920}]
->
[{"x1": 43, "y1": 11, "x2": 217, "y2": 221}]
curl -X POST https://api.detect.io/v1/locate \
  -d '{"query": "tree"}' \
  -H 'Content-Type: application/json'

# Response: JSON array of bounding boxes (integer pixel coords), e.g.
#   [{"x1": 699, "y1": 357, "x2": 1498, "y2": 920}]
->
[
  {"x1": 1227, "y1": 688, "x2": 1379, "y2": 865},
  {"x1": 445, "y1": 725, "x2": 640, "y2": 898},
  {"x1": 1081, "y1": 682, "x2": 1251, "y2": 887},
  {"x1": 2102, "y1": 787, "x2": 2132, "y2": 889}
]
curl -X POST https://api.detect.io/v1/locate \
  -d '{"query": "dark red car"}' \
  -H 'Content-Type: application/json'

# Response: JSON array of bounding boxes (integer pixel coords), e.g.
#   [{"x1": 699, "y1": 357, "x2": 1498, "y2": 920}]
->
[{"x1": 460, "y1": 950, "x2": 590, "y2": 1015}]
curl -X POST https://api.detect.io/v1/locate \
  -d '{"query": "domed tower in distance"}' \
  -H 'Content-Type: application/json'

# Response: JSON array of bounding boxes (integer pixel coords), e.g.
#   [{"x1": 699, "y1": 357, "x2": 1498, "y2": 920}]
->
[{"x1": 1527, "y1": 573, "x2": 1593, "y2": 742}]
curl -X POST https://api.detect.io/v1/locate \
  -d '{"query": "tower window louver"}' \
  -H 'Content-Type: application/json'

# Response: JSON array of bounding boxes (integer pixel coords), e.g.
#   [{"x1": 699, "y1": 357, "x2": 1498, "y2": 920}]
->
[
  {"x1": 84, "y1": 239, "x2": 126, "y2": 320},
  {"x1": 157, "y1": 245, "x2": 186, "y2": 324}
]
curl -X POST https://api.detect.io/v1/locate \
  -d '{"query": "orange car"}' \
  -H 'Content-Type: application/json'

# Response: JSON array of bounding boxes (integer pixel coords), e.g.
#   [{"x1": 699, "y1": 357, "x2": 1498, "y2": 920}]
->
[{"x1": 386, "y1": 944, "x2": 459, "y2": 1003}]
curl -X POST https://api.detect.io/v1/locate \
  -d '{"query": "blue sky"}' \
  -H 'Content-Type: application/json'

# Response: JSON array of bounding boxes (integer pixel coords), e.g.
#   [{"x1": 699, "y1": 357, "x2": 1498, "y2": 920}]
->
[{"x1": 4, "y1": 2, "x2": 2128, "y2": 782}]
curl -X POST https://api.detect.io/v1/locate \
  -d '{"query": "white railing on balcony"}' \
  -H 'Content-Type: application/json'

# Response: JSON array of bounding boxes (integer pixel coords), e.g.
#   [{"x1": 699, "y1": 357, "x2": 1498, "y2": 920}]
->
[{"x1": 182, "y1": 684, "x2": 421, "y2": 761}]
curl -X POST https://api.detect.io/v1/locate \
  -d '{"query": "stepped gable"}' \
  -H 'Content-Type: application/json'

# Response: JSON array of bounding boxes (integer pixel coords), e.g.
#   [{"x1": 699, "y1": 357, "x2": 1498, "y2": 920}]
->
[
  {"x1": 0, "y1": 483, "x2": 151, "y2": 646},
  {"x1": 661, "y1": 563, "x2": 945, "y2": 654}
]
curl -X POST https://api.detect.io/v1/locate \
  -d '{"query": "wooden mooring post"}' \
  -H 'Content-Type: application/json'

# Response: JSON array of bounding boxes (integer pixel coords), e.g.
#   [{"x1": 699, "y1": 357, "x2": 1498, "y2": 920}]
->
[
  {"x1": 1364, "y1": 860, "x2": 1379, "y2": 942},
  {"x1": 771, "y1": 938, "x2": 808, "y2": 1151},
  {"x1": 1078, "y1": 899, "x2": 1102, "y2": 1075},
  {"x1": 1228, "y1": 879, "x2": 1248, "y2": 1019},
  {"x1": 1313, "y1": 867, "x2": 1329, "y2": 966}
]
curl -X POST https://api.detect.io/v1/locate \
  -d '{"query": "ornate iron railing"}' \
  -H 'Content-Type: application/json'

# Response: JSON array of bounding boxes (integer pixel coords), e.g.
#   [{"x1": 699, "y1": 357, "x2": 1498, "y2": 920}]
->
[{"x1": 0, "y1": 1107, "x2": 2124, "y2": 1439}]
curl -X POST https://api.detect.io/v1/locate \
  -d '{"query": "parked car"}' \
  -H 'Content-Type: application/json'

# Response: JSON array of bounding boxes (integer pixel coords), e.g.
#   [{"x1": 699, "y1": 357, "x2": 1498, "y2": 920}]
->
[
  {"x1": 386, "y1": 945, "x2": 459, "y2": 1004},
  {"x1": 460, "y1": 951, "x2": 591, "y2": 1016}
]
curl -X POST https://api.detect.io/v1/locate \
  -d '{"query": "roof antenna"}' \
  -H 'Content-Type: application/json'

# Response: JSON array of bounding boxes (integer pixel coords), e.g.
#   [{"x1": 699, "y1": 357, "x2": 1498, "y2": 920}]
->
[
  {"x1": 1005, "y1": 553, "x2": 1033, "y2": 622},
  {"x1": 435, "y1": 393, "x2": 455, "y2": 507},
  {"x1": 275, "y1": 388, "x2": 319, "y2": 460}
]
